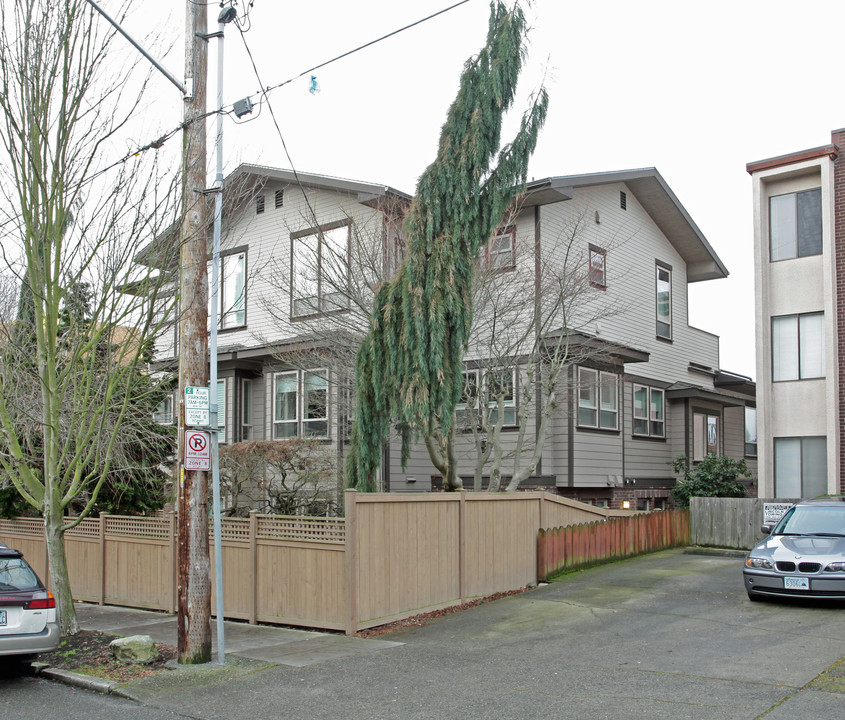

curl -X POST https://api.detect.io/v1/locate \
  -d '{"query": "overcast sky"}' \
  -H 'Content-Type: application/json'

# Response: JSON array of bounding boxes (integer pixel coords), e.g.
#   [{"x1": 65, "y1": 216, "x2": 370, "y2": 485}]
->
[{"x1": 117, "y1": 0, "x2": 845, "y2": 380}]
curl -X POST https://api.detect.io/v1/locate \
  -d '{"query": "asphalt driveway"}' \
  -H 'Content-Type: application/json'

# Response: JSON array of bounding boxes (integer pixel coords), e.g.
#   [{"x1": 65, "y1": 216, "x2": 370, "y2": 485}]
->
[{"x1": 108, "y1": 548, "x2": 845, "y2": 720}]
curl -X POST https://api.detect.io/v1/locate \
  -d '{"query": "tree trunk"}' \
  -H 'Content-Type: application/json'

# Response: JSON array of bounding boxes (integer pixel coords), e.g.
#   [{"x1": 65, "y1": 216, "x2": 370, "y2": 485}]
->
[{"x1": 44, "y1": 500, "x2": 78, "y2": 635}]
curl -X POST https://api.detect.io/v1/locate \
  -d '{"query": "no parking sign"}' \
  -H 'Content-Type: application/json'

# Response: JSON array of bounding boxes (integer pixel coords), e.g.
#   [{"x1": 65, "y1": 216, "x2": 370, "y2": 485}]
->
[{"x1": 184, "y1": 429, "x2": 211, "y2": 470}]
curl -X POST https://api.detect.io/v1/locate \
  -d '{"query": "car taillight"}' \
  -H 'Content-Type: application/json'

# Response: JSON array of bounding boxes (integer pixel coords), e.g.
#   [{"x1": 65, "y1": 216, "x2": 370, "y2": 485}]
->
[{"x1": 28, "y1": 592, "x2": 55, "y2": 610}]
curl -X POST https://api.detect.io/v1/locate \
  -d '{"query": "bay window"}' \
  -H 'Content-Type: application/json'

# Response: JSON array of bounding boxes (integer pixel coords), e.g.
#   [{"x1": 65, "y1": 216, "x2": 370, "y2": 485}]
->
[
  {"x1": 273, "y1": 369, "x2": 329, "y2": 439},
  {"x1": 577, "y1": 368, "x2": 618, "y2": 430}
]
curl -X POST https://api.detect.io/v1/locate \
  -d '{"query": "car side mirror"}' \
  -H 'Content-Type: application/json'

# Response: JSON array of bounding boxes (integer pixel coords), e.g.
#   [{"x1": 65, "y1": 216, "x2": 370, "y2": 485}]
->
[{"x1": 760, "y1": 524, "x2": 773, "y2": 535}]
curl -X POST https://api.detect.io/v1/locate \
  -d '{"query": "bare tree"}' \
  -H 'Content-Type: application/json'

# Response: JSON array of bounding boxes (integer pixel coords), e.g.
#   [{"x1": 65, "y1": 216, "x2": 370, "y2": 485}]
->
[{"x1": 0, "y1": 0, "x2": 179, "y2": 634}]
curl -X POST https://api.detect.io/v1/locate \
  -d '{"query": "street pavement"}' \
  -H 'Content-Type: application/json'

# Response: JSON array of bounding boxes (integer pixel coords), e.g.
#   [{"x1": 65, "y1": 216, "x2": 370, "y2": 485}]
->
[{"x1": 4, "y1": 548, "x2": 845, "y2": 719}]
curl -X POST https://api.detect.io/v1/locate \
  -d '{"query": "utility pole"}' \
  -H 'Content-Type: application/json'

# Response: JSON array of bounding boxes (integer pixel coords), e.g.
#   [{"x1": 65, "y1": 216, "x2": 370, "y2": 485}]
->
[{"x1": 177, "y1": 0, "x2": 211, "y2": 664}]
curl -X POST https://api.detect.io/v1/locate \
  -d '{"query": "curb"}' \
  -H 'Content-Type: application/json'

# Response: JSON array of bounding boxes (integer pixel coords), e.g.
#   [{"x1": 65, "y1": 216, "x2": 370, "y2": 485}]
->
[
  {"x1": 683, "y1": 546, "x2": 747, "y2": 558},
  {"x1": 35, "y1": 665, "x2": 120, "y2": 695}
]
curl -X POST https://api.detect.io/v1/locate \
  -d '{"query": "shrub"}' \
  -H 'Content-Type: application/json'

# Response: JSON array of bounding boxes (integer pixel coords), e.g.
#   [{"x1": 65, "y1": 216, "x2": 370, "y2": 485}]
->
[{"x1": 671, "y1": 455, "x2": 750, "y2": 508}]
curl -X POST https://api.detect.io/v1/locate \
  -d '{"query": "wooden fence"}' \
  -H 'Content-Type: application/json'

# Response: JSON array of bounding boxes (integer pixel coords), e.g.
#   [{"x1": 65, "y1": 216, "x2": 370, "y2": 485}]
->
[
  {"x1": 0, "y1": 491, "x2": 650, "y2": 634},
  {"x1": 689, "y1": 497, "x2": 800, "y2": 550},
  {"x1": 537, "y1": 509, "x2": 690, "y2": 580}
]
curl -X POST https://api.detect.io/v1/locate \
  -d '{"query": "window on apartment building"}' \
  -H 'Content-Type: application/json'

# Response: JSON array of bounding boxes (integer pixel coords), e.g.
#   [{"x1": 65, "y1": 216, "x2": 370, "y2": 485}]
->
[
  {"x1": 274, "y1": 189, "x2": 284, "y2": 209},
  {"x1": 486, "y1": 226, "x2": 516, "y2": 271},
  {"x1": 208, "y1": 251, "x2": 246, "y2": 329},
  {"x1": 273, "y1": 369, "x2": 329, "y2": 439},
  {"x1": 772, "y1": 312, "x2": 824, "y2": 381},
  {"x1": 769, "y1": 188, "x2": 822, "y2": 261},
  {"x1": 774, "y1": 436, "x2": 827, "y2": 497},
  {"x1": 456, "y1": 368, "x2": 516, "y2": 427},
  {"x1": 588, "y1": 245, "x2": 607, "y2": 289},
  {"x1": 633, "y1": 385, "x2": 665, "y2": 438},
  {"x1": 692, "y1": 412, "x2": 719, "y2": 460},
  {"x1": 291, "y1": 222, "x2": 350, "y2": 317},
  {"x1": 577, "y1": 367, "x2": 618, "y2": 430},
  {"x1": 745, "y1": 407, "x2": 757, "y2": 457},
  {"x1": 255, "y1": 194, "x2": 265, "y2": 214},
  {"x1": 655, "y1": 262, "x2": 672, "y2": 340},
  {"x1": 241, "y1": 379, "x2": 253, "y2": 441}
]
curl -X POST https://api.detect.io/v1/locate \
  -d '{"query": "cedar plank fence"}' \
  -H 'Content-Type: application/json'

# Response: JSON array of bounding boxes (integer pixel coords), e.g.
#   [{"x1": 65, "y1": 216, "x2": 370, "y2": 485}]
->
[
  {"x1": 689, "y1": 497, "x2": 800, "y2": 550},
  {"x1": 1, "y1": 490, "x2": 671, "y2": 634},
  {"x1": 537, "y1": 509, "x2": 690, "y2": 580}
]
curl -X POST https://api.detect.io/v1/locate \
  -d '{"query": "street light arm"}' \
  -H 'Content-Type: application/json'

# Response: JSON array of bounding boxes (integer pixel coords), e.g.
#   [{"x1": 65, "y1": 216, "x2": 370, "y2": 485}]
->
[{"x1": 85, "y1": 0, "x2": 188, "y2": 95}]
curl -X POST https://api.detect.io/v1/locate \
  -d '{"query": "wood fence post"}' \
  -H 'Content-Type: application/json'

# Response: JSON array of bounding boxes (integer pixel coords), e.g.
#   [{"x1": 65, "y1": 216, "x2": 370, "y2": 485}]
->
[
  {"x1": 344, "y1": 489, "x2": 358, "y2": 635},
  {"x1": 169, "y1": 511, "x2": 177, "y2": 614},
  {"x1": 99, "y1": 514, "x2": 107, "y2": 605},
  {"x1": 459, "y1": 490, "x2": 467, "y2": 603},
  {"x1": 249, "y1": 510, "x2": 258, "y2": 625}
]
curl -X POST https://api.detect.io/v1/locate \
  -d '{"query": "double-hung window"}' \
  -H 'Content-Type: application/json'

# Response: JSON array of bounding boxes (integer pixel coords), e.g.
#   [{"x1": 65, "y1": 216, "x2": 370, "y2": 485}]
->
[
  {"x1": 633, "y1": 385, "x2": 665, "y2": 438},
  {"x1": 769, "y1": 188, "x2": 822, "y2": 261},
  {"x1": 772, "y1": 312, "x2": 824, "y2": 381},
  {"x1": 291, "y1": 222, "x2": 350, "y2": 317},
  {"x1": 577, "y1": 368, "x2": 618, "y2": 430},
  {"x1": 655, "y1": 262, "x2": 672, "y2": 339},
  {"x1": 273, "y1": 369, "x2": 329, "y2": 439},
  {"x1": 153, "y1": 393, "x2": 173, "y2": 424},
  {"x1": 209, "y1": 251, "x2": 246, "y2": 329}
]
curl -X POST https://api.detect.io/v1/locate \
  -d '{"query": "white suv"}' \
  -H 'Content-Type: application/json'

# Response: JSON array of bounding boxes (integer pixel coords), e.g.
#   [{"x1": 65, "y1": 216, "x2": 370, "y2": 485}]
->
[{"x1": 0, "y1": 542, "x2": 60, "y2": 659}]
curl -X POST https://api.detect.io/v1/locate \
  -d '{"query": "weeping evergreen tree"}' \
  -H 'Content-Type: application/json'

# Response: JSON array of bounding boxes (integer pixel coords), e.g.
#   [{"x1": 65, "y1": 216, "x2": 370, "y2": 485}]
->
[{"x1": 347, "y1": 1, "x2": 548, "y2": 491}]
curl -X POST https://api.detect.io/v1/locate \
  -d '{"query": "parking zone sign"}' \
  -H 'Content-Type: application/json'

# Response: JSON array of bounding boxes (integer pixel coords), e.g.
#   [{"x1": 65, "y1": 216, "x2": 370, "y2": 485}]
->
[{"x1": 184, "y1": 429, "x2": 211, "y2": 470}]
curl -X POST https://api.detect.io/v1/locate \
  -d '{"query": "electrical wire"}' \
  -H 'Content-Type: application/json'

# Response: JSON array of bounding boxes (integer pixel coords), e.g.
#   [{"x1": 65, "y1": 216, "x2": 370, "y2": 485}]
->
[{"x1": 60, "y1": 0, "x2": 472, "y2": 190}]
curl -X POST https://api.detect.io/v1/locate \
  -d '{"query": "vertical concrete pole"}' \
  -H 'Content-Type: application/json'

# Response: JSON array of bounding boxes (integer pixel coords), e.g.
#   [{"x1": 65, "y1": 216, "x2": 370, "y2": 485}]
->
[{"x1": 176, "y1": 0, "x2": 211, "y2": 664}]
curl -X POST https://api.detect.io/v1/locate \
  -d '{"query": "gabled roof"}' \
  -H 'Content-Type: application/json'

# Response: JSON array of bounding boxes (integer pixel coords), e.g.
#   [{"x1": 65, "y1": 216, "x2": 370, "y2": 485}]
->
[
  {"x1": 229, "y1": 163, "x2": 412, "y2": 205},
  {"x1": 525, "y1": 168, "x2": 728, "y2": 283}
]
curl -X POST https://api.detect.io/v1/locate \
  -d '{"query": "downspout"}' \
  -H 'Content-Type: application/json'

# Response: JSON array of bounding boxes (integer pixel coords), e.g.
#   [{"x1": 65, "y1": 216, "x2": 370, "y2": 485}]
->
[{"x1": 534, "y1": 204, "x2": 542, "y2": 478}]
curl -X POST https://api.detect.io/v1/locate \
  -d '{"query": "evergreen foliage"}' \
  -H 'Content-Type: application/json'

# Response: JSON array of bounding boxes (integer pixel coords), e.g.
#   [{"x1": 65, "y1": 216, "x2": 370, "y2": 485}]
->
[
  {"x1": 346, "y1": 2, "x2": 548, "y2": 491},
  {"x1": 670, "y1": 455, "x2": 750, "y2": 508}
]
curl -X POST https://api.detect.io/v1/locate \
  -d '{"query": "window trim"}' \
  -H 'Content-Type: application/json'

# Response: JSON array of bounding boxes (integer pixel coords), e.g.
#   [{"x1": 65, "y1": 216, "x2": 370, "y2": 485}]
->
[
  {"x1": 290, "y1": 220, "x2": 351, "y2": 320},
  {"x1": 272, "y1": 368, "x2": 330, "y2": 440},
  {"x1": 485, "y1": 225, "x2": 516, "y2": 272},
  {"x1": 632, "y1": 384, "x2": 665, "y2": 439},
  {"x1": 655, "y1": 261, "x2": 672, "y2": 341},
  {"x1": 771, "y1": 311, "x2": 825, "y2": 382},
  {"x1": 241, "y1": 378, "x2": 253, "y2": 442},
  {"x1": 456, "y1": 367, "x2": 517, "y2": 428},
  {"x1": 744, "y1": 406, "x2": 757, "y2": 458},
  {"x1": 773, "y1": 436, "x2": 827, "y2": 497},
  {"x1": 588, "y1": 244, "x2": 607, "y2": 290},
  {"x1": 577, "y1": 367, "x2": 618, "y2": 431},
  {"x1": 768, "y1": 188, "x2": 822, "y2": 262},
  {"x1": 692, "y1": 410, "x2": 720, "y2": 461}
]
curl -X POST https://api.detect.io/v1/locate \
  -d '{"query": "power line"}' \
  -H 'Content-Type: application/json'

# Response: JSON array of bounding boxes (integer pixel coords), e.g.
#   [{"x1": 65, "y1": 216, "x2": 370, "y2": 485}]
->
[{"x1": 85, "y1": 0, "x2": 472, "y2": 183}]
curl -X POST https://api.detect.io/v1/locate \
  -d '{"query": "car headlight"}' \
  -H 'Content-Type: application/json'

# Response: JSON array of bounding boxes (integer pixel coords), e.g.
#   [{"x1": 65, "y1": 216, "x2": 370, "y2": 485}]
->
[
  {"x1": 823, "y1": 562, "x2": 845, "y2": 572},
  {"x1": 746, "y1": 557, "x2": 773, "y2": 569}
]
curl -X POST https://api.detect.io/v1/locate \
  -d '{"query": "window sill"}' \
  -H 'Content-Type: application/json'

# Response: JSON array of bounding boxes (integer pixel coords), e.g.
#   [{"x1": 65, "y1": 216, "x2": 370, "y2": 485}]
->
[
  {"x1": 655, "y1": 335, "x2": 673, "y2": 344},
  {"x1": 290, "y1": 308, "x2": 350, "y2": 322},
  {"x1": 576, "y1": 425, "x2": 620, "y2": 435},
  {"x1": 632, "y1": 434, "x2": 666, "y2": 443}
]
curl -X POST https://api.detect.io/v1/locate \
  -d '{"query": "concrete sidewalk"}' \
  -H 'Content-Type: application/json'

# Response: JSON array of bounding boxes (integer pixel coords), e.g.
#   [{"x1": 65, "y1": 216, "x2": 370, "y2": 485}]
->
[{"x1": 74, "y1": 603, "x2": 403, "y2": 667}]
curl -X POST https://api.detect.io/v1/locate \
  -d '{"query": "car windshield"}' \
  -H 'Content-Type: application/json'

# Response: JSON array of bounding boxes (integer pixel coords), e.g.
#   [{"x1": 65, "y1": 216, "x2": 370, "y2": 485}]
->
[
  {"x1": 773, "y1": 506, "x2": 845, "y2": 536},
  {"x1": 0, "y1": 557, "x2": 39, "y2": 591}
]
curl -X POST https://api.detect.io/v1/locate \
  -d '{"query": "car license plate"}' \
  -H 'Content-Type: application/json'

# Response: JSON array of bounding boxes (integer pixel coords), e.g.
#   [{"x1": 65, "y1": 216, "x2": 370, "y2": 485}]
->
[
  {"x1": 0, "y1": 610, "x2": 5, "y2": 626},
  {"x1": 784, "y1": 576, "x2": 809, "y2": 590}
]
